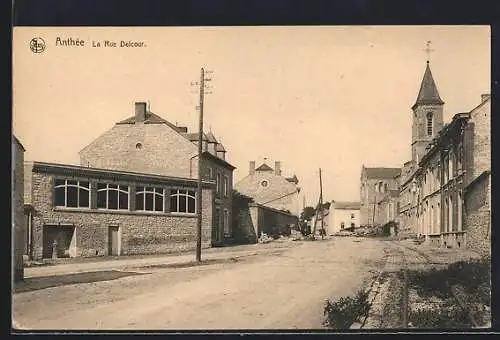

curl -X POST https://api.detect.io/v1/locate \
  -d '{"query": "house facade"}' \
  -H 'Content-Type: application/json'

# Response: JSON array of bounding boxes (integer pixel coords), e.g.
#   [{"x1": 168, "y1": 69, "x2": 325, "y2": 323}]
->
[
  {"x1": 359, "y1": 166, "x2": 400, "y2": 226},
  {"x1": 79, "y1": 102, "x2": 235, "y2": 245},
  {"x1": 24, "y1": 162, "x2": 215, "y2": 260},
  {"x1": 327, "y1": 201, "x2": 361, "y2": 234},
  {"x1": 235, "y1": 160, "x2": 301, "y2": 216},
  {"x1": 12, "y1": 136, "x2": 25, "y2": 282}
]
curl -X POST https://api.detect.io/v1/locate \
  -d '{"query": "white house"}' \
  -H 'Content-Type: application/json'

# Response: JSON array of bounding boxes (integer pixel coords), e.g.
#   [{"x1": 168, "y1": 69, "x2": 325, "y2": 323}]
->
[{"x1": 327, "y1": 201, "x2": 361, "y2": 234}]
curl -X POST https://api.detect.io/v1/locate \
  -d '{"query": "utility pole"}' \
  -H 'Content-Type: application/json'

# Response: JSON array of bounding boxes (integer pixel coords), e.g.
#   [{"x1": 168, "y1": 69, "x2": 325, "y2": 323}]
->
[
  {"x1": 196, "y1": 67, "x2": 205, "y2": 262},
  {"x1": 319, "y1": 168, "x2": 325, "y2": 240},
  {"x1": 191, "y1": 68, "x2": 213, "y2": 263}
]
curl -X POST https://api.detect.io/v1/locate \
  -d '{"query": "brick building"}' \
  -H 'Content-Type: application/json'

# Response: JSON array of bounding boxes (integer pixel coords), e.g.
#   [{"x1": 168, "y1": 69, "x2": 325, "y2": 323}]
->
[
  {"x1": 24, "y1": 162, "x2": 215, "y2": 260},
  {"x1": 235, "y1": 160, "x2": 301, "y2": 216},
  {"x1": 359, "y1": 166, "x2": 400, "y2": 227},
  {"x1": 12, "y1": 136, "x2": 26, "y2": 281},
  {"x1": 79, "y1": 102, "x2": 235, "y2": 244}
]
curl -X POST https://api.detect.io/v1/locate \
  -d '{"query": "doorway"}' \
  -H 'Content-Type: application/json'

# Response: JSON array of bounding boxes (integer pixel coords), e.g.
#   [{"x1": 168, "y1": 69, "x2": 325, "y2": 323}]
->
[
  {"x1": 42, "y1": 225, "x2": 75, "y2": 259},
  {"x1": 108, "y1": 226, "x2": 120, "y2": 256}
]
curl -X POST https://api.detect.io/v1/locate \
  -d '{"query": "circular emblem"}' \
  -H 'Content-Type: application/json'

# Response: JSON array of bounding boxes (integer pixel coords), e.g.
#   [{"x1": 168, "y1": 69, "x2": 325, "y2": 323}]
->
[
  {"x1": 261, "y1": 180, "x2": 268, "y2": 187},
  {"x1": 30, "y1": 37, "x2": 46, "y2": 53}
]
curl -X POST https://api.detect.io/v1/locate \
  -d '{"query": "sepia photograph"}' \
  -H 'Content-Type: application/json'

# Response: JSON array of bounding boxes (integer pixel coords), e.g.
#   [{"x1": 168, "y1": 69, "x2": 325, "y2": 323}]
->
[{"x1": 12, "y1": 25, "x2": 491, "y2": 331}]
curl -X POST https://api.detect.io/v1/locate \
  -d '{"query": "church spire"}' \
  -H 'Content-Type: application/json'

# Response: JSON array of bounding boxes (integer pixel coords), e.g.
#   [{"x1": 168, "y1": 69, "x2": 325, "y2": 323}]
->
[{"x1": 412, "y1": 60, "x2": 444, "y2": 110}]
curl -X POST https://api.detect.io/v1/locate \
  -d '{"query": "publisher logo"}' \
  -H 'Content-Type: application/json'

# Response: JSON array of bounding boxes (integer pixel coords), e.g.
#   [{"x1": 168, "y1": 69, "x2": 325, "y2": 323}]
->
[{"x1": 30, "y1": 37, "x2": 46, "y2": 53}]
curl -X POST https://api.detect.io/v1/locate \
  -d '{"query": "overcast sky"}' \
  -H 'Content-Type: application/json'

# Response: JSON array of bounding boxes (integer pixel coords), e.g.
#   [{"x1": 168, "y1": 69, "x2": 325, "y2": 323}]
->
[{"x1": 13, "y1": 26, "x2": 490, "y2": 206}]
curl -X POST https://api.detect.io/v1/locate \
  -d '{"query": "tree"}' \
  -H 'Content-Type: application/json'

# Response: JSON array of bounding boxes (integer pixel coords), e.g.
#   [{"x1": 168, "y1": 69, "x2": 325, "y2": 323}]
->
[{"x1": 300, "y1": 206, "x2": 316, "y2": 222}]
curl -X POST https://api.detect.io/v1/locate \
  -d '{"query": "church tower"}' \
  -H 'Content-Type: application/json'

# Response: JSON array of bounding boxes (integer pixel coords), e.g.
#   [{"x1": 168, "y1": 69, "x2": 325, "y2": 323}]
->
[{"x1": 411, "y1": 60, "x2": 444, "y2": 164}]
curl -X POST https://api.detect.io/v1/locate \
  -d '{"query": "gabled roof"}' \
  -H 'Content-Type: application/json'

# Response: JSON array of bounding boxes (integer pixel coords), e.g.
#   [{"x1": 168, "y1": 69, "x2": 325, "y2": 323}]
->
[
  {"x1": 183, "y1": 132, "x2": 209, "y2": 142},
  {"x1": 116, "y1": 111, "x2": 183, "y2": 132},
  {"x1": 333, "y1": 201, "x2": 361, "y2": 210},
  {"x1": 412, "y1": 62, "x2": 445, "y2": 110},
  {"x1": 12, "y1": 135, "x2": 26, "y2": 151},
  {"x1": 255, "y1": 163, "x2": 274, "y2": 172},
  {"x1": 286, "y1": 174, "x2": 299, "y2": 184},
  {"x1": 201, "y1": 151, "x2": 236, "y2": 170},
  {"x1": 216, "y1": 143, "x2": 226, "y2": 152},
  {"x1": 206, "y1": 131, "x2": 218, "y2": 143},
  {"x1": 363, "y1": 167, "x2": 401, "y2": 180}
]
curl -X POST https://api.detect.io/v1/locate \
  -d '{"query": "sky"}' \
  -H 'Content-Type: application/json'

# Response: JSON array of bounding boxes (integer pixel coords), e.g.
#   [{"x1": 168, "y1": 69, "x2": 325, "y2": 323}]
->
[{"x1": 13, "y1": 26, "x2": 490, "y2": 206}]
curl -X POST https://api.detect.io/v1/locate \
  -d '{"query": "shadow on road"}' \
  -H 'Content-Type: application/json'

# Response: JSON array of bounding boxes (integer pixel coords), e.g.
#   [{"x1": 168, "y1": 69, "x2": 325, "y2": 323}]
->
[{"x1": 14, "y1": 271, "x2": 147, "y2": 293}]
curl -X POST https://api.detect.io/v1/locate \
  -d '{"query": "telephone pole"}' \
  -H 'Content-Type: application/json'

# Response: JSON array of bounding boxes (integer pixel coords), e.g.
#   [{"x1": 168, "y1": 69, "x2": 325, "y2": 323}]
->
[
  {"x1": 319, "y1": 168, "x2": 325, "y2": 239},
  {"x1": 191, "y1": 68, "x2": 213, "y2": 262},
  {"x1": 195, "y1": 68, "x2": 205, "y2": 262}
]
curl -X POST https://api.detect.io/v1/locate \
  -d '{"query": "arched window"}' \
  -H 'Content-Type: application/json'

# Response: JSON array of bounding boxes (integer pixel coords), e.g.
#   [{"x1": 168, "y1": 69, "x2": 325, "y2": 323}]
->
[
  {"x1": 170, "y1": 189, "x2": 196, "y2": 214},
  {"x1": 340, "y1": 222, "x2": 345, "y2": 229},
  {"x1": 54, "y1": 179, "x2": 90, "y2": 208},
  {"x1": 97, "y1": 183, "x2": 129, "y2": 210},
  {"x1": 136, "y1": 186, "x2": 164, "y2": 212},
  {"x1": 426, "y1": 112, "x2": 433, "y2": 136}
]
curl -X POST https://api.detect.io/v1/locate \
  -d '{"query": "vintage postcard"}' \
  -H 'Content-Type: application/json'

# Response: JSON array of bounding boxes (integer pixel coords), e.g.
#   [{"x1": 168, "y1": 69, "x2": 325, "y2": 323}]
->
[{"x1": 12, "y1": 26, "x2": 491, "y2": 331}]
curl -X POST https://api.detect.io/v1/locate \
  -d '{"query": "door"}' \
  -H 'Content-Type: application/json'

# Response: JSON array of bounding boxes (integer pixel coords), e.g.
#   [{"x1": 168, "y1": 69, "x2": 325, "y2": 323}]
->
[
  {"x1": 108, "y1": 226, "x2": 119, "y2": 256},
  {"x1": 213, "y1": 208, "x2": 220, "y2": 243},
  {"x1": 42, "y1": 226, "x2": 58, "y2": 259}
]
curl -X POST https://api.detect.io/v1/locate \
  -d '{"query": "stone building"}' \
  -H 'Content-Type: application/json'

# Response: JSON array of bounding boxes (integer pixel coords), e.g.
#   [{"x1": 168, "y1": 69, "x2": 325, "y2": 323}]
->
[
  {"x1": 404, "y1": 90, "x2": 490, "y2": 250},
  {"x1": 398, "y1": 60, "x2": 446, "y2": 234},
  {"x1": 24, "y1": 162, "x2": 215, "y2": 260},
  {"x1": 359, "y1": 166, "x2": 400, "y2": 226},
  {"x1": 12, "y1": 136, "x2": 26, "y2": 282},
  {"x1": 235, "y1": 160, "x2": 301, "y2": 216},
  {"x1": 463, "y1": 94, "x2": 491, "y2": 255},
  {"x1": 79, "y1": 102, "x2": 235, "y2": 244}
]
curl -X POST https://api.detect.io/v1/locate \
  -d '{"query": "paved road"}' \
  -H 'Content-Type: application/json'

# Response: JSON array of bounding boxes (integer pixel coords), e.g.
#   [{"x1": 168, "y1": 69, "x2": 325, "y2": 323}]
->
[{"x1": 13, "y1": 237, "x2": 387, "y2": 330}]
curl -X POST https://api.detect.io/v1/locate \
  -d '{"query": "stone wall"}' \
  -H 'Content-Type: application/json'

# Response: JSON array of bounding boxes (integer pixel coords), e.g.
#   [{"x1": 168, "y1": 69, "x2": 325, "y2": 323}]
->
[
  {"x1": 465, "y1": 172, "x2": 491, "y2": 257},
  {"x1": 28, "y1": 170, "x2": 214, "y2": 260},
  {"x1": 12, "y1": 138, "x2": 25, "y2": 281},
  {"x1": 80, "y1": 123, "x2": 198, "y2": 178},
  {"x1": 233, "y1": 203, "x2": 297, "y2": 243}
]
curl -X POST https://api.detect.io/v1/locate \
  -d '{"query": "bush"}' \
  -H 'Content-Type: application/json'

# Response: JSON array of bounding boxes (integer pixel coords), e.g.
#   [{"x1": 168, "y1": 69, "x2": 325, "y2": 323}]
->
[{"x1": 323, "y1": 290, "x2": 371, "y2": 328}]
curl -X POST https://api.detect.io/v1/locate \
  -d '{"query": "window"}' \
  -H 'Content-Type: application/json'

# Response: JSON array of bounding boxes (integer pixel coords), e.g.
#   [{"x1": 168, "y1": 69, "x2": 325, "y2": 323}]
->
[
  {"x1": 136, "y1": 186, "x2": 164, "y2": 212},
  {"x1": 341, "y1": 222, "x2": 345, "y2": 229},
  {"x1": 223, "y1": 176, "x2": 229, "y2": 196},
  {"x1": 54, "y1": 179, "x2": 90, "y2": 208},
  {"x1": 261, "y1": 180, "x2": 268, "y2": 187},
  {"x1": 448, "y1": 151, "x2": 453, "y2": 180},
  {"x1": 384, "y1": 183, "x2": 388, "y2": 193},
  {"x1": 457, "y1": 144, "x2": 463, "y2": 171},
  {"x1": 351, "y1": 223, "x2": 355, "y2": 229},
  {"x1": 216, "y1": 173, "x2": 222, "y2": 193},
  {"x1": 427, "y1": 112, "x2": 433, "y2": 136},
  {"x1": 97, "y1": 183, "x2": 129, "y2": 210},
  {"x1": 209, "y1": 167, "x2": 213, "y2": 180},
  {"x1": 169, "y1": 189, "x2": 196, "y2": 214},
  {"x1": 351, "y1": 213, "x2": 355, "y2": 219}
]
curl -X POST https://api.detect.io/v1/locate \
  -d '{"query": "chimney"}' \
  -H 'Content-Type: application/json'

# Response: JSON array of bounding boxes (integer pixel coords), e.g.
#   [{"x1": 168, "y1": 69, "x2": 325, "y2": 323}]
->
[
  {"x1": 481, "y1": 94, "x2": 491, "y2": 103},
  {"x1": 135, "y1": 102, "x2": 147, "y2": 123},
  {"x1": 249, "y1": 161, "x2": 255, "y2": 175},
  {"x1": 274, "y1": 161, "x2": 281, "y2": 176}
]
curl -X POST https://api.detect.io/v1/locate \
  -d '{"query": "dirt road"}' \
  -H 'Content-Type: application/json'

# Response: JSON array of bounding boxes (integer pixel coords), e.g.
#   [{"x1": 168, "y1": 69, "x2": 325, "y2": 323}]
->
[{"x1": 13, "y1": 237, "x2": 387, "y2": 330}]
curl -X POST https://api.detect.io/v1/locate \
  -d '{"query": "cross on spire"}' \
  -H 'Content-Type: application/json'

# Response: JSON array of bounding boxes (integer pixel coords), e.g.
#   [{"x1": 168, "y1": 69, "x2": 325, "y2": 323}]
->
[{"x1": 423, "y1": 40, "x2": 434, "y2": 64}]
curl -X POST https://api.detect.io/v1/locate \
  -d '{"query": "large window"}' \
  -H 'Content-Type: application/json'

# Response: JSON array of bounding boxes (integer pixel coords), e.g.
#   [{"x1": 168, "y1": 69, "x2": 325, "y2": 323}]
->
[
  {"x1": 136, "y1": 186, "x2": 164, "y2": 212},
  {"x1": 54, "y1": 179, "x2": 90, "y2": 208},
  {"x1": 170, "y1": 189, "x2": 196, "y2": 214},
  {"x1": 97, "y1": 183, "x2": 129, "y2": 210}
]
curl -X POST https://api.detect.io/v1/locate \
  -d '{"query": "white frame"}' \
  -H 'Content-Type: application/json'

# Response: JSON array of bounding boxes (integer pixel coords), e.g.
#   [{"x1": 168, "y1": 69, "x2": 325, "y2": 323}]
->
[{"x1": 54, "y1": 179, "x2": 91, "y2": 209}]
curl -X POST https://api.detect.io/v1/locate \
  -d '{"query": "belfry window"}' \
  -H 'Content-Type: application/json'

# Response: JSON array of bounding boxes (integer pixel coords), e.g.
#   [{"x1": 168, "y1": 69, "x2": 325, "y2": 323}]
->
[{"x1": 426, "y1": 112, "x2": 433, "y2": 136}]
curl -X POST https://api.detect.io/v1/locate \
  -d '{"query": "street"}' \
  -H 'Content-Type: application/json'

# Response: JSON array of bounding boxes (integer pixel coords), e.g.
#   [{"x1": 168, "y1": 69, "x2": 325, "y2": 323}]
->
[{"x1": 13, "y1": 237, "x2": 387, "y2": 330}]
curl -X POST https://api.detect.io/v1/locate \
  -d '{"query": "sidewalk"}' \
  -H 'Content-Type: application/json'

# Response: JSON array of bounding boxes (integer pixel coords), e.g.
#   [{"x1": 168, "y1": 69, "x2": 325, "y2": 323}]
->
[{"x1": 24, "y1": 240, "x2": 299, "y2": 278}]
